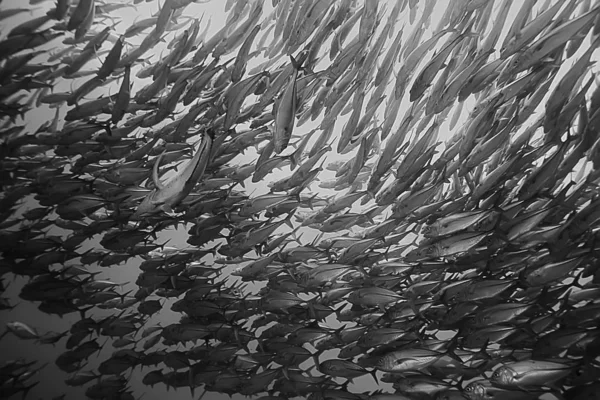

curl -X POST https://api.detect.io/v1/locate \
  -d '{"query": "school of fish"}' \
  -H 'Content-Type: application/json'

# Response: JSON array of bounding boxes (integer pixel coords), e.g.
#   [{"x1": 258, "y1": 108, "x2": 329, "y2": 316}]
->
[{"x1": 2, "y1": 0, "x2": 600, "y2": 399}]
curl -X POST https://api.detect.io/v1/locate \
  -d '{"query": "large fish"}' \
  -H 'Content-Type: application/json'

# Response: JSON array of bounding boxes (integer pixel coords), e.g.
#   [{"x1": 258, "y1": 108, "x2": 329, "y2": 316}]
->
[{"x1": 132, "y1": 130, "x2": 214, "y2": 219}]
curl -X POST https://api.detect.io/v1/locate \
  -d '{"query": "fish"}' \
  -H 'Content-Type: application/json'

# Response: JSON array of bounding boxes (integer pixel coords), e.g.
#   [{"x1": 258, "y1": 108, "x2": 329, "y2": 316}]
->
[
  {"x1": 273, "y1": 55, "x2": 302, "y2": 154},
  {"x1": 490, "y1": 359, "x2": 574, "y2": 390},
  {"x1": 231, "y1": 24, "x2": 261, "y2": 82},
  {"x1": 111, "y1": 65, "x2": 132, "y2": 124},
  {"x1": 347, "y1": 287, "x2": 402, "y2": 310},
  {"x1": 67, "y1": 0, "x2": 94, "y2": 32},
  {"x1": 405, "y1": 232, "x2": 492, "y2": 261},
  {"x1": 132, "y1": 130, "x2": 214, "y2": 218},
  {"x1": 500, "y1": 0, "x2": 565, "y2": 59},
  {"x1": 511, "y1": 5, "x2": 600, "y2": 74},
  {"x1": 376, "y1": 348, "x2": 447, "y2": 373},
  {"x1": 410, "y1": 25, "x2": 477, "y2": 101}
]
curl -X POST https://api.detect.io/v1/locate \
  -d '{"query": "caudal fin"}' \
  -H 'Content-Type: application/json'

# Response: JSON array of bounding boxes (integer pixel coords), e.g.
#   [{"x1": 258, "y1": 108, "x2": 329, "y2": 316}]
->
[{"x1": 290, "y1": 54, "x2": 304, "y2": 71}]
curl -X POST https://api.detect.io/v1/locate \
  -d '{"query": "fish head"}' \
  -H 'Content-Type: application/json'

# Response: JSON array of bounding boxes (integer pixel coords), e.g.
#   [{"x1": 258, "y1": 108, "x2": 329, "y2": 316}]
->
[
  {"x1": 503, "y1": 51, "x2": 528, "y2": 75},
  {"x1": 375, "y1": 355, "x2": 390, "y2": 370},
  {"x1": 296, "y1": 271, "x2": 310, "y2": 285},
  {"x1": 490, "y1": 366, "x2": 514, "y2": 387},
  {"x1": 347, "y1": 290, "x2": 359, "y2": 303},
  {"x1": 435, "y1": 389, "x2": 469, "y2": 400},
  {"x1": 376, "y1": 353, "x2": 403, "y2": 372},
  {"x1": 463, "y1": 381, "x2": 487, "y2": 400},
  {"x1": 268, "y1": 178, "x2": 287, "y2": 192},
  {"x1": 420, "y1": 225, "x2": 435, "y2": 237},
  {"x1": 319, "y1": 361, "x2": 338, "y2": 374}
]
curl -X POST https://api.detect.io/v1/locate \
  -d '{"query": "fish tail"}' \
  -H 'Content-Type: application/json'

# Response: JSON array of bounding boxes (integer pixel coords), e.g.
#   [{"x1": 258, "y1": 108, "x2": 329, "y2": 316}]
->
[
  {"x1": 78, "y1": 305, "x2": 94, "y2": 320},
  {"x1": 20, "y1": 382, "x2": 38, "y2": 400},
  {"x1": 445, "y1": 334, "x2": 463, "y2": 362},
  {"x1": 304, "y1": 192, "x2": 319, "y2": 209},
  {"x1": 283, "y1": 210, "x2": 295, "y2": 229},
  {"x1": 312, "y1": 351, "x2": 320, "y2": 369},
  {"x1": 290, "y1": 54, "x2": 303, "y2": 71},
  {"x1": 339, "y1": 380, "x2": 350, "y2": 393},
  {"x1": 205, "y1": 127, "x2": 216, "y2": 140},
  {"x1": 572, "y1": 268, "x2": 585, "y2": 289},
  {"x1": 333, "y1": 324, "x2": 346, "y2": 340},
  {"x1": 288, "y1": 148, "x2": 300, "y2": 170},
  {"x1": 118, "y1": 289, "x2": 133, "y2": 304},
  {"x1": 475, "y1": 338, "x2": 492, "y2": 361},
  {"x1": 188, "y1": 369, "x2": 195, "y2": 399},
  {"x1": 370, "y1": 368, "x2": 379, "y2": 385}
]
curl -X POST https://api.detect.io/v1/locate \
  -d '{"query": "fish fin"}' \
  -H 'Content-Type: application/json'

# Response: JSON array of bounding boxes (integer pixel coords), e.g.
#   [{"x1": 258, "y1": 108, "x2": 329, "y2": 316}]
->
[
  {"x1": 370, "y1": 368, "x2": 379, "y2": 385},
  {"x1": 152, "y1": 150, "x2": 166, "y2": 190},
  {"x1": 287, "y1": 150, "x2": 300, "y2": 171},
  {"x1": 160, "y1": 204, "x2": 175, "y2": 216},
  {"x1": 310, "y1": 232, "x2": 323, "y2": 247},
  {"x1": 332, "y1": 324, "x2": 346, "y2": 340},
  {"x1": 20, "y1": 382, "x2": 38, "y2": 400},
  {"x1": 283, "y1": 211, "x2": 295, "y2": 229},
  {"x1": 290, "y1": 54, "x2": 303, "y2": 71},
  {"x1": 305, "y1": 192, "x2": 320, "y2": 209},
  {"x1": 281, "y1": 366, "x2": 290, "y2": 381},
  {"x1": 546, "y1": 386, "x2": 567, "y2": 400},
  {"x1": 205, "y1": 127, "x2": 216, "y2": 140},
  {"x1": 475, "y1": 338, "x2": 491, "y2": 361},
  {"x1": 188, "y1": 368, "x2": 195, "y2": 398},
  {"x1": 572, "y1": 269, "x2": 585, "y2": 289},
  {"x1": 312, "y1": 351, "x2": 321, "y2": 370},
  {"x1": 445, "y1": 334, "x2": 463, "y2": 362}
]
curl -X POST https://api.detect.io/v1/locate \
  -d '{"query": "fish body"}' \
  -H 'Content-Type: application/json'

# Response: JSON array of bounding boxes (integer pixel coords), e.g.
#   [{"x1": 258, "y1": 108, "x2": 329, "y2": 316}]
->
[
  {"x1": 301, "y1": 263, "x2": 352, "y2": 288},
  {"x1": 422, "y1": 211, "x2": 498, "y2": 238},
  {"x1": 232, "y1": 24, "x2": 261, "y2": 82},
  {"x1": 348, "y1": 287, "x2": 402, "y2": 310},
  {"x1": 377, "y1": 348, "x2": 445, "y2": 373},
  {"x1": 491, "y1": 360, "x2": 574, "y2": 389},
  {"x1": 405, "y1": 232, "x2": 491, "y2": 261},
  {"x1": 319, "y1": 359, "x2": 378, "y2": 384}
]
